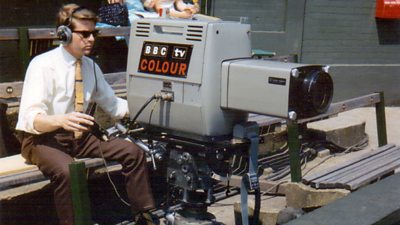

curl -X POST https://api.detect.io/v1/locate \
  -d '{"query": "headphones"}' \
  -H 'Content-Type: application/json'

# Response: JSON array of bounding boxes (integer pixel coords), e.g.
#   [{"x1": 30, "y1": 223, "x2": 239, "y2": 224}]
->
[{"x1": 57, "y1": 6, "x2": 86, "y2": 45}]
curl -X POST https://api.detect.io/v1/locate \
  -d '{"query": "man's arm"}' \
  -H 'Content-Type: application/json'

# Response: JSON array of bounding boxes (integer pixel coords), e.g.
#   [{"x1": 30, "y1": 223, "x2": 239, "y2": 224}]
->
[
  {"x1": 91, "y1": 62, "x2": 129, "y2": 119},
  {"x1": 33, "y1": 112, "x2": 94, "y2": 133}
]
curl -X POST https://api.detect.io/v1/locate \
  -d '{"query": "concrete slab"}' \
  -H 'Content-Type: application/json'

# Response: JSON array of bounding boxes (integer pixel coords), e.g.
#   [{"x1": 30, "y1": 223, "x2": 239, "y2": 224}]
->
[
  {"x1": 342, "y1": 107, "x2": 400, "y2": 148},
  {"x1": 307, "y1": 114, "x2": 366, "y2": 148},
  {"x1": 284, "y1": 182, "x2": 349, "y2": 209}
]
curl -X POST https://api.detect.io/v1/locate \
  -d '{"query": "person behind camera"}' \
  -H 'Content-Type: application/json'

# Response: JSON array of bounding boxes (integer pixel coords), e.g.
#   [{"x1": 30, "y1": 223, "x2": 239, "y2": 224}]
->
[
  {"x1": 143, "y1": 0, "x2": 199, "y2": 18},
  {"x1": 107, "y1": 0, "x2": 199, "y2": 19},
  {"x1": 16, "y1": 3, "x2": 156, "y2": 225}
]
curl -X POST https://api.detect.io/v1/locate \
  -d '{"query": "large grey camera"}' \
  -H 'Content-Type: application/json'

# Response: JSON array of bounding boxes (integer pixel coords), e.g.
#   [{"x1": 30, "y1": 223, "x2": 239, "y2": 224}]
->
[{"x1": 127, "y1": 19, "x2": 333, "y2": 137}]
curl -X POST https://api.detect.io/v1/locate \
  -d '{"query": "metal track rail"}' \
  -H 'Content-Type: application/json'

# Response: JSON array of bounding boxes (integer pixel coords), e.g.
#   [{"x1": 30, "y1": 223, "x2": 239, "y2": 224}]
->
[{"x1": 303, "y1": 144, "x2": 400, "y2": 190}]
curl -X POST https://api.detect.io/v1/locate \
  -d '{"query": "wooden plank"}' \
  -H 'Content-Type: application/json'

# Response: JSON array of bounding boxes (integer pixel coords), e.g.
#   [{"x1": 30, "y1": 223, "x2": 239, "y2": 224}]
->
[
  {"x1": 28, "y1": 28, "x2": 58, "y2": 40},
  {"x1": 97, "y1": 27, "x2": 130, "y2": 37},
  {"x1": 0, "y1": 29, "x2": 19, "y2": 41},
  {"x1": 346, "y1": 160, "x2": 400, "y2": 190},
  {"x1": 0, "y1": 156, "x2": 107, "y2": 190},
  {"x1": 313, "y1": 146, "x2": 400, "y2": 185},
  {"x1": 103, "y1": 71, "x2": 126, "y2": 84},
  {"x1": 0, "y1": 154, "x2": 36, "y2": 176},
  {"x1": 0, "y1": 169, "x2": 46, "y2": 191},
  {"x1": 0, "y1": 27, "x2": 130, "y2": 41},
  {"x1": 0, "y1": 81, "x2": 24, "y2": 99},
  {"x1": 0, "y1": 72, "x2": 126, "y2": 110},
  {"x1": 27, "y1": 27, "x2": 131, "y2": 39},
  {"x1": 334, "y1": 149, "x2": 400, "y2": 184},
  {"x1": 0, "y1": 155, "x2": 106, "y2": 177},
  {"x1": 318, "y1": 150, "x2": 400, "y2": 189},
  {"x1": 0, "y1": 155, "x2": 145, "y2": 191},
  {"x1": 305, "y1": 145, "x2": 400, "y2": 190},
  {"x1": 112, "y1": 83, "x2": 126, "y2": 89},
  {"x1": 303, "y1": 144, "x2": 395, "y2": 183}
]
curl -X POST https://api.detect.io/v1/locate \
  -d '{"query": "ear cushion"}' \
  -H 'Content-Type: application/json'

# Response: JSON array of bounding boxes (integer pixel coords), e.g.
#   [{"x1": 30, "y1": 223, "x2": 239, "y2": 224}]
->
[{"x1": 57, "y1": 25, "x2": 72, "y2": 45}]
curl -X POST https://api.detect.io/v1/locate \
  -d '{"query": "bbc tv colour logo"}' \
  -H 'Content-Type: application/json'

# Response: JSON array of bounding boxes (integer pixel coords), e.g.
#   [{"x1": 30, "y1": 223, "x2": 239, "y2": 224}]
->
[{"x1": 138, "y1": 42, "x2": 193, "y2": 78}]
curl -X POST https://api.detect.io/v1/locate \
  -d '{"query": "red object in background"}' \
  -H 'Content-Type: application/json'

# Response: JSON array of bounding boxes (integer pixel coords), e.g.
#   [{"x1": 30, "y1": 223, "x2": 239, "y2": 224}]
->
[{"x1": 376, "y1": 0, "x2": 400, "y2": 19}]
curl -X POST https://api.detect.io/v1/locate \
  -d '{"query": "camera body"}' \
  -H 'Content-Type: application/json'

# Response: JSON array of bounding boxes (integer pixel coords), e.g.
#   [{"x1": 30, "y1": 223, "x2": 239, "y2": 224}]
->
[
  {"x1": 127, "y1": 19, "x2": 333, "y2": 137},
  {"x1": 127, "y1": 19, "x2": 251, "y2": 137}
]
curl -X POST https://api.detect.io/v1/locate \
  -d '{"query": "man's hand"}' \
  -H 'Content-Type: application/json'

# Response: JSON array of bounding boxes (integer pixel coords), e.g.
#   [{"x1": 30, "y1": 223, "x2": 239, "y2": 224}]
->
[
  {"x1": 57, "y1": 112, "x2": 95, "y2": 132},
  {"x1": 33, "y1": 112, "x2": 95, "y2": 133}
]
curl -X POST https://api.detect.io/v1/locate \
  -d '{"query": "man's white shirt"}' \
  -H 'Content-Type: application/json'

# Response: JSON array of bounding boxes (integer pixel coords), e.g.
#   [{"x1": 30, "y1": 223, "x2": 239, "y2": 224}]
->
[{"x1": 16, "y1": 46, "x2": 128, "y2": 134}]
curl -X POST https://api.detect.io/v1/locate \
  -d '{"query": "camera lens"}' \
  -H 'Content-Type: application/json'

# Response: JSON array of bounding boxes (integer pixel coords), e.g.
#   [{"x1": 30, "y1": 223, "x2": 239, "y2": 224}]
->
[
  {"x1": 289, "y1": 67, "x2": 333, "y2": 118},
  {"x1": 303, "y1": 70, "x2": 333, "y2": 115}
]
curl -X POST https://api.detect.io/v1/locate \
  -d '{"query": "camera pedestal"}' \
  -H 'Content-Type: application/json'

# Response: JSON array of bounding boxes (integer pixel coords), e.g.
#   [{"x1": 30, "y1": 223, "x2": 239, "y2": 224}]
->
[{"x1": 173, "y1": 199, "x2": 220, "y2": 225}]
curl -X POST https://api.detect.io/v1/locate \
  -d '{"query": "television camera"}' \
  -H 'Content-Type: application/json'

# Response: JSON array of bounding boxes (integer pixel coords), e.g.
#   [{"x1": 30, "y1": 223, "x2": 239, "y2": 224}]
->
[{"x1": 107, "y1": 18, "x2": 333, "y2": 225}]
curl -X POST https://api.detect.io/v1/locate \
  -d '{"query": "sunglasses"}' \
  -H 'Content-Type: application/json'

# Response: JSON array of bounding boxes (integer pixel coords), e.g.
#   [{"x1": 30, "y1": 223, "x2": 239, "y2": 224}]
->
[{"x1": 73, "y1": 30, "x2": 100, "y2": 39}]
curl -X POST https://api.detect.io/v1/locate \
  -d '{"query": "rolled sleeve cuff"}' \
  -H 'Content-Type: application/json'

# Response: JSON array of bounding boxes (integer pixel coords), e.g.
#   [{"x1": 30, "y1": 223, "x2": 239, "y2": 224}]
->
[
  {"x1": 111, "y1": 98, "x2": 129, "y2": 119},
  {"x1": 19, "y1": 110, "x2": 47, "y2": 134}
]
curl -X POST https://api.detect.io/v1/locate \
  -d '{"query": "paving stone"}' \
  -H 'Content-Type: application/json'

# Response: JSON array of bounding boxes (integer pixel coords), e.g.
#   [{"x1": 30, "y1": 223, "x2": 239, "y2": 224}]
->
[
  {"x1": 283, "y1": 182, "x2": 349, "y2": 209},
  {"x1": 307, "y1": 113, "x2": 366, "y2": 148}
]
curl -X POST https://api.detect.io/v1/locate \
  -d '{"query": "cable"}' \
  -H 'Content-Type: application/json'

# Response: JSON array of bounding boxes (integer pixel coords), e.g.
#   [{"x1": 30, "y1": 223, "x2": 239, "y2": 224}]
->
[
  {"x1": 92, "y1": 59, "x2": 98, "y2": 93},
  {"x1": 148, "y1": 98, "x2": 160, "y2": 125},
  {"x1": 260, "y1": 180, "x2": 289, "y2": 199},
  {"x1": 98, "y1": 93, "x2": 168, "y2": 207},
  {"x1": 252, "y1": 188, "x2": 261, "y2": 225},
  {"x1": 308, "y1": 133, "x2": 369, "y2": 154},
  {"x1": 99, "y1": 143, "x2": 131, "y2": 207},
  {"x1": 129, "y1": 92, "x2": 174, "y2": 129},
  {"x1": 302, "y1": 155, "x2": 334, "y2": 177},
  {"x1": 130, "y1": 95, "x2": 157, "y2": 126}
]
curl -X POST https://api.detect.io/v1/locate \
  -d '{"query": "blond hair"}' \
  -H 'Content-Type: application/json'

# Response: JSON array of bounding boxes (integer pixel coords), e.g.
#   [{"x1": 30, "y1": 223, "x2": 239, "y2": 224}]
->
[{"x1": 56, "y1": 3, "x2": 98, "y2": 29}]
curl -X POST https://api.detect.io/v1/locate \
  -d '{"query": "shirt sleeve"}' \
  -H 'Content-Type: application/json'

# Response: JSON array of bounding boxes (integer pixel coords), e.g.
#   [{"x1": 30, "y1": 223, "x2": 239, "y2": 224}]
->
[
  {"x1": 16, "y1": 58, "x2": 51, "y2": 134},
  {"x1": 92, "y1": 63, "x2": 129, "y2": 119}
]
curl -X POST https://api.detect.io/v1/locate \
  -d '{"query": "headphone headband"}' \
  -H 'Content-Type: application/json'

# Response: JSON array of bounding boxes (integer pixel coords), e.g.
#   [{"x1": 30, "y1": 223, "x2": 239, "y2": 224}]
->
[
  {"x1": 57, "y1": 5, "x2": 90, "y2": 45},
  {"x1": 65, "y1": 6, "x2": 87, "y2": 27}
]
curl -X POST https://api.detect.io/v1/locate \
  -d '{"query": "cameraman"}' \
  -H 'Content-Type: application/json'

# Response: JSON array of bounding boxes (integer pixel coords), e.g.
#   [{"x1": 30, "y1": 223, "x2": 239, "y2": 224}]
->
[{"x1": 16, "y1": 3, "x2": 155, "y2": 225}]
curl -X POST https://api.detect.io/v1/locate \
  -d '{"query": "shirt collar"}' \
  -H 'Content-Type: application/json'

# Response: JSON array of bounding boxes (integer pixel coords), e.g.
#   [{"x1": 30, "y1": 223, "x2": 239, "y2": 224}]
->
[{"x1": 59, "y1": 46, "x2": 80, "y2": 66}]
